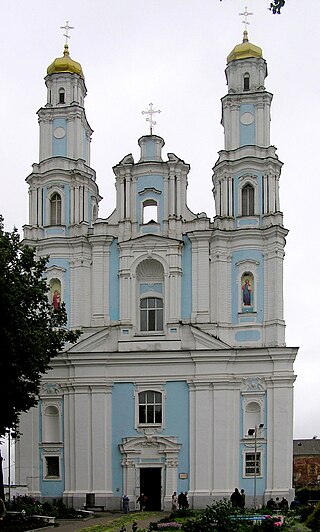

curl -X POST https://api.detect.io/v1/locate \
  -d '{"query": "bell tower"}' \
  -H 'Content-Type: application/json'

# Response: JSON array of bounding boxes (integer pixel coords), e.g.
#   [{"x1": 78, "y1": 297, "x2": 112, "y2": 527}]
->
[
  {"x1": 212, "y1": 30, "x2": 286, "y2": 347},
  {"x1": 213, "y1": 30, "x2": 283, "y2": 227},
  {"x1": 24, "y1": 26, "x2": 100, "y2": 239}
]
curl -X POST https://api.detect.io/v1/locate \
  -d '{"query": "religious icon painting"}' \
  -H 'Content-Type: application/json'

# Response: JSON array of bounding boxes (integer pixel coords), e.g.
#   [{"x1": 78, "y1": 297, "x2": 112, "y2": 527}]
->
[
  {"x1": 50, "y1": 279, "x2": 62, "y2": 312},
  {"x1": 241, "y1": 272, "x2": 253, "y2": 312}
]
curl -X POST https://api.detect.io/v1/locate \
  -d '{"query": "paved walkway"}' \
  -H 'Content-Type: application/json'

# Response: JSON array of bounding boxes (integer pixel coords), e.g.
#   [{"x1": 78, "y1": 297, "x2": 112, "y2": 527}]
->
[{"x1": 55, "y1": 511, "x2": 168, "y2": 531}]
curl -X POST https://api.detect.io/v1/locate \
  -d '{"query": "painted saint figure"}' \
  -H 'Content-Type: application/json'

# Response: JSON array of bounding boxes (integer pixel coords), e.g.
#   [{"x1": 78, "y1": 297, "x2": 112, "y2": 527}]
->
[
  {"x1": 52, "y1": 289, "x2": 61, "y2": 311},
  {"x1": 242, "y1": 278, "x2": 252, "y2": 306}
]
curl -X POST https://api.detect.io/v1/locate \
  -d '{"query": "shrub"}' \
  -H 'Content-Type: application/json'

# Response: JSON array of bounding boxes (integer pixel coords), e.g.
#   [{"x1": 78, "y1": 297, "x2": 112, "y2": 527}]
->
[
  {"x1": 183, "y1": 499, "x2": 241, "y2": 532},
  {"x1": 296, "y1": 487, "x2": 320, "y2": 505},
  {"x1": 7, "y1": 495, "x2": 44, "y2": 516},
  {"x1": 305, "y1": 501, "x2": 320, "y2": 530}
]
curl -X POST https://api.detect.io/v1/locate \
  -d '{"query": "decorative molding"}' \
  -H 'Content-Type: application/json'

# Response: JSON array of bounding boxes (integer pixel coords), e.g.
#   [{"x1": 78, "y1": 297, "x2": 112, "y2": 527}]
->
[
  {"x1": 41, "y1": 382, "x2": 63, "y2": 396},
  {"x1": 241, "y1": 377, "x2": 266, "y2": 392}
]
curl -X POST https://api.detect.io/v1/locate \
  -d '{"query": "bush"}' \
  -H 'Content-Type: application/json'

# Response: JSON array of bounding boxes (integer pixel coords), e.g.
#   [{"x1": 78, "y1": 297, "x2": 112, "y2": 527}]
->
[
  {"x1": 305, "y1": 501, "x2": 320, "y2": 530},
  {"x1": 7, "y1": 495, "x2": 44, "y2": 516},
  {"x1": 183, "y1": 499, "x2": 242, "y2": 532},
  {"x1": 296, "y1": 487, "x2": 320, "y2": 505}
]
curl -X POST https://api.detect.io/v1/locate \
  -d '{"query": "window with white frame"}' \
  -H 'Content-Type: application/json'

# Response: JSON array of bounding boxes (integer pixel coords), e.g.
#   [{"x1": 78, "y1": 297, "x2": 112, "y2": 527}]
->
[
  {"x1": 140, "y1": 297, "x2": 163, "y2": 332},
  {"x1": 242, "y1": 183, "x2": 255, "y2": 216},
  {"x1": 50, "y1": 193, "x2": 62, "y2": 225},
  {"x1": 138, "y1": 390, "x2": 162, "y2": 424},
  {"x1": 245, "y1": 451, "x2": 261, "y2": 477},
  {"x1": 44, "y1": 456, "x2": 60, "y2": 479}
]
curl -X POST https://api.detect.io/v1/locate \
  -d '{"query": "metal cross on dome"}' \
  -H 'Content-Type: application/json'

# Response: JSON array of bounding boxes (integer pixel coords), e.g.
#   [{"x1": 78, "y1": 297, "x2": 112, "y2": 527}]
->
[
  {"x1": 142, "y1": 103, "x2": 161, "y2": 135},
  {"x1": 60, "y1": 20, "x2": 74, "y2": 45},
  {"x1": 239, "y1": 6, "x2": 253, "y2": 31}
]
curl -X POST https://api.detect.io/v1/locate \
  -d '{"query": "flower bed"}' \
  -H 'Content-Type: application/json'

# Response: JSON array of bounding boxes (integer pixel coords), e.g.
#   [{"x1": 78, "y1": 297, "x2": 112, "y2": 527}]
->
[{"x1": 150, "y1": 522, "x2": 182, "y2": 530}]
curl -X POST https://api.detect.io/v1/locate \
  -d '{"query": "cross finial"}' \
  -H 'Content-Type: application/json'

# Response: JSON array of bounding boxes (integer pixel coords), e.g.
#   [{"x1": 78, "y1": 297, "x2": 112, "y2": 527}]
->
[
  {"x1": 60, "y1": 20, "x2": 74, "y2": 46},
  {"x1": 239, "y1": 6, "x2": 253, "y2": 32},
  {"x1": 141, "y1": 103, "x2": 161, "y2": 135}
]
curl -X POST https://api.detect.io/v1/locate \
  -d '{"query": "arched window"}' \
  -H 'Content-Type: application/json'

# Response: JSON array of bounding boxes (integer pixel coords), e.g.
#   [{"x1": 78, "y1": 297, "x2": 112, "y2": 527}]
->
[
  {"x1": 58, "y1": 88, "x2": 65, "y2": 104},
  {"x1": 138, "y1": 390, "x2": 162, "y2": 424},
  {"x1": 242, "y1": 184, "x2": 254, "y2": 216},
  {"x1": 50, "y1": 193, "x2": 62, "y2": 225},
  {"x1": 243, "y1": 73, "x2": 250, "y2": 91},
  {"x1": 143, "y1": 199, "x2": 158, "y2": 224},
  {"x1": 140, "y1": 297, "x2": 163, "y2": 332},
  {"x1": 241, "y1": 272, "x2": 254, "y2": 311}
]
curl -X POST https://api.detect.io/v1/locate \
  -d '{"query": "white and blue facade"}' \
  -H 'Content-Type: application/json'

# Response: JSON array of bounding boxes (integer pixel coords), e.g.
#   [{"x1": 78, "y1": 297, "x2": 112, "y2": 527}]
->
[{"x1": 15, "y1": 35, "x2": 298, "y2": 510}]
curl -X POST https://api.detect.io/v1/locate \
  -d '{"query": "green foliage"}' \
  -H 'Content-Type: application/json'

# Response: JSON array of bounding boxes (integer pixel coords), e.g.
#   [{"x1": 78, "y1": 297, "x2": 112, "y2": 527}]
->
[
  {"x1": 295, "y1": 487, "x2": 320, "y2": 506},
  {"x1": 219, "y1": 0, "x2": 286, "y2": 14},
  {"x1": 7, "y1": 495, "x2": 80, "y2": 518},
  {"x1": 305, "y1": 501, "x2": 320, "y2": 530},
  {"x1": 269, "y1": 1, "x2": 286, "y2": 14},
  {"x1": 0, "y1": 217, "x2": 81, "y2": 436},
  {"x1": 183, "y1": 499, "x2": 242, "y2": 532},
  {"x1": 8, "y1": 495, "x2": 44, "y2": 516}
]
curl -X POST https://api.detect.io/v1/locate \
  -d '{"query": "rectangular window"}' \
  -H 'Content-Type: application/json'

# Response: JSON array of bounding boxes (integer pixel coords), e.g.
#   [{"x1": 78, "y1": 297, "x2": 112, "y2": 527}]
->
[
  {"x1": 45, "y1": 456, "x2": 60, "y2": 479},
  {"x1": 140, "y1": 297, "x2": 163, "y2": 332},
  {"x1": 245, "y1": 452, "x2": 261, "y2": 477},
  {"x1": 138, "y1": 391, "x2": 162, "y2": 424}
]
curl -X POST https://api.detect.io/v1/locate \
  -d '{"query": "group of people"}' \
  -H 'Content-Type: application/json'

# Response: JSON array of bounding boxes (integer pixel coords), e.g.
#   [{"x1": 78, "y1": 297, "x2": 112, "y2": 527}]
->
[
  {"x1": 230, "y1": 488, "x2": 246, "y2": 510},
  {"x1": 171, "y1": 491, "x2": 189, "y2": 511},
  {"x1": 266, "y1": 496, "x2": 289, "y2": 511},
  {"x1": 122, "y1": 492, "x2": 148, "y2": 513}
]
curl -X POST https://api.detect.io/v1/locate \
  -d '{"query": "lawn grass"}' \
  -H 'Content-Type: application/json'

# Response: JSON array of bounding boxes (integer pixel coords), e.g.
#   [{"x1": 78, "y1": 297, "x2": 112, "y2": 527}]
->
[{"x1": 78, "y1": 511, "x2": 159, "y2": 532}]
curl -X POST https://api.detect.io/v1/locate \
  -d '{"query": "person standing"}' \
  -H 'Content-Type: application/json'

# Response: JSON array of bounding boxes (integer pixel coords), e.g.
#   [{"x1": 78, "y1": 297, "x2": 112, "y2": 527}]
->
[
  {"x1": 171, "y1": 491, "x2": 178, "y2": 511},
  {"x1": 178, "y1": 492, "x2": 184, "y2": 510},
  {"x1": 184, "y1": 491, "x2": 189, "y2": 509},
  {"x1": 122, "y1": 494, "x2": 129, "y2": 513},
  {"x1": 230, "y1": 488, "x2": 242, "y2": 508},
  {"x1": 137, "y1": 493, "x2": 146, "y2": 511},
  {"x1": 240, "y1": 489, "x2": 245, "y2": 510},
  {"x1": 0, "y1": 498, "x2": 6, "y2": 521}
]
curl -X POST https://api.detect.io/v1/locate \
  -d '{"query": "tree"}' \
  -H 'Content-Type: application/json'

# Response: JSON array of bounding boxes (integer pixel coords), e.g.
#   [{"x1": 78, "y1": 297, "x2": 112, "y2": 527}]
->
[
  {"x1": 269, "y1": 0, "x2": 286, "y2": 14},
  {"x1": 0, "y1": 217, "x2": 80, "y2": 437},
  {"x1": 219, "y1": 0, "x2": 286, "y2": 14}
]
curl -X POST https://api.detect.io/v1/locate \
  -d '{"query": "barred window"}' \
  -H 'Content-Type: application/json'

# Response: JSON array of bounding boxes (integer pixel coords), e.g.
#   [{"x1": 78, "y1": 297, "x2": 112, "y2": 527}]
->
[
  {"x1": 45, "y1": 456, "x2": 60, "y2": 478},
  {"x1": 138, "y1": 391, "x2": 162, "y2": 424},
  {"x1": 245, "y1": 452, "x2": 261, "y2": 477}
]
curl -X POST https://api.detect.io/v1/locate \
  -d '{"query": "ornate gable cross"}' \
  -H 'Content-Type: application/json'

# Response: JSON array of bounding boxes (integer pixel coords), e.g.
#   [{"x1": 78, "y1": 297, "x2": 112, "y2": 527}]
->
[
  {"x1": 239, "y1": 6, "x2": 253, "y2": 31},
  {"x1": 142, "y1": 103, "x2": 161, "y2": 135},
  {"x1": 60, "y1": 20, "x2": 74, "y2": 45}
]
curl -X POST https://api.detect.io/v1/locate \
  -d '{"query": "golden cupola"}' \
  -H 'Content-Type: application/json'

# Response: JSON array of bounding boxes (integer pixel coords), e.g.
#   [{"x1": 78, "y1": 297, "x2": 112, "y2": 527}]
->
[
  {"x1": 227, "y1": 30, "x2": 263, "y2": 63},
  {"x1": 47, "y1": 44, "x2": 84, "y2": 79}
]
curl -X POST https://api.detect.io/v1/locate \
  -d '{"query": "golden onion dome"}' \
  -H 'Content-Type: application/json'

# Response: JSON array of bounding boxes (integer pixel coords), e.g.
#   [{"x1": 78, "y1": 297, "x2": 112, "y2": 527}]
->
[
  {"x1": 227, "y1": 30, "x2": 263, "y2": 64},
  {"x1": 47, "y1": 44, "x2": 84, "y2": 79}
]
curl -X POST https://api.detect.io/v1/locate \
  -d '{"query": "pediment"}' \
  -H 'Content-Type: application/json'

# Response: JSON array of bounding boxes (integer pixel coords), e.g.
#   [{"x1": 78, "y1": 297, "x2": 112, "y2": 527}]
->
[
  {"x1": 119, "y1": 434, "x2": 181, "y2": 454},
  {"x1": 190, "y1": 326, "x2": 231, "y2": 350},
  {"x1": 121, "y1": 233, "x2": 182, "y2": 246},
  {"x1": 67, "y1": 328, "x2": 112, "y2": 353}
]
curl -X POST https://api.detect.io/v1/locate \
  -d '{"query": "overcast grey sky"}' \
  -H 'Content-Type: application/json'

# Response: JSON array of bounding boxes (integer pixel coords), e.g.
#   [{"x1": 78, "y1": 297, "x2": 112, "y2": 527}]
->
[{"x1": 0, "y1": 0, "x2": 319, "y2": 440}]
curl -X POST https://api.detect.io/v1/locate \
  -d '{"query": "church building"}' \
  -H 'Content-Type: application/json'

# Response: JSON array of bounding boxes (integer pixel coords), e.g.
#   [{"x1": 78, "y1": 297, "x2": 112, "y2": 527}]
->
[{"x1": 15, "y1": 28, "x2": 298, "y2": 510}]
